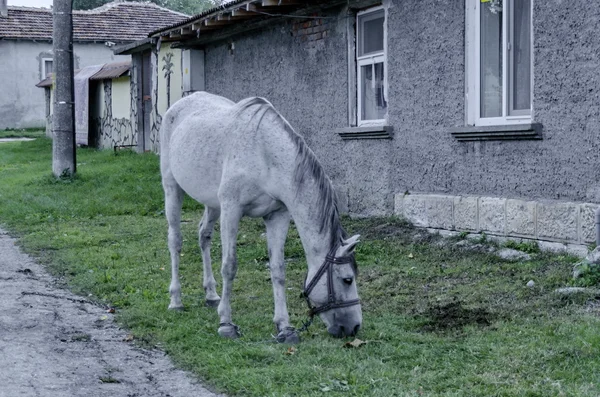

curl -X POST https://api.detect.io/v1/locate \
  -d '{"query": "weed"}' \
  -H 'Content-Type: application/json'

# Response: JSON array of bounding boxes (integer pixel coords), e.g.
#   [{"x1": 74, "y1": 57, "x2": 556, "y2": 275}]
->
[
  {"x1": 574, "y1": 263, "x2": 600, "y2": 287},
  {"x1": 478, "y1": 231, "x2": 488, "y2": 243},
  {"x1": 505, "y1": 239, "x2": 541, "y2": 254}
]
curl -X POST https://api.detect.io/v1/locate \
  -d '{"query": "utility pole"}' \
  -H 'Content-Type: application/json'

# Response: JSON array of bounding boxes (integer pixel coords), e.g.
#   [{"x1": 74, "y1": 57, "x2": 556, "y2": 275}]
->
[{"x1": 52, "y1": 0, "x2": 76, "y2": 177}]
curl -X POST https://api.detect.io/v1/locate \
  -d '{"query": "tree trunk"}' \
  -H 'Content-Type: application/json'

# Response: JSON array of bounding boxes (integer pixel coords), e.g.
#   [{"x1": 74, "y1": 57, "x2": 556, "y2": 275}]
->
[{"x1": 52, "y1": 0, "x2": 76, "y2": 177}]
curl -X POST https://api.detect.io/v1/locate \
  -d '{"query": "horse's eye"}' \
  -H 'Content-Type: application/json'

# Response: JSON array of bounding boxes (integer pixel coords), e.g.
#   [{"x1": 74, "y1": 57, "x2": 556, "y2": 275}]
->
[{"x1": 343, "y1": 277, "x2": 354, "y2": 286}]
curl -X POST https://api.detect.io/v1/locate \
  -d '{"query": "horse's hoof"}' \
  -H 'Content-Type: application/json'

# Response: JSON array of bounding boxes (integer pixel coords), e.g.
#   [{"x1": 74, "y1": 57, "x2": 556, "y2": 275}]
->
[
  {"x1": 205, "y1": 298, "x2": 220, "y2": 308},
  {"x1": 218, "y1": 323, "x2": 241, "y2": 339},
  {"x1": 168, "y1": 304, "x2": 184, "y2": 311},
  {"x1": 276, "y1": 327, "x2": 300, "y2": 344}
]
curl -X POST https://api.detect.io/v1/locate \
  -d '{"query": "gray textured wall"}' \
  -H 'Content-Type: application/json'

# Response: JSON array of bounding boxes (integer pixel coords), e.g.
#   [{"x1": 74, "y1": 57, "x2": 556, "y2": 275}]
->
[
  {"x1": 0, "y1": 41, "x2": 129, "y2": 130},
  {"x1": 204, "y1": 0, "x2": 600, "y2": 216}
]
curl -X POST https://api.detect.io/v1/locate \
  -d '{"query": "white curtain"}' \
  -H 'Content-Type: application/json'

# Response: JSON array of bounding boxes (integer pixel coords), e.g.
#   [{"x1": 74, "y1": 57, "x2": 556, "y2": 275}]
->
[{"x1": 362, "y1": 62, "x2": 387, "y2": 121}]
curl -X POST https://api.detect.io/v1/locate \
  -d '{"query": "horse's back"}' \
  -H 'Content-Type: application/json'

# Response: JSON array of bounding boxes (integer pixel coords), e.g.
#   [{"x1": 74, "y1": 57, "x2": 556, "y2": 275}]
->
[
  {"x1": 160, "y1": 92, "x2": 238, "y2": 207},
  {"x1": 161, "y1": 92, "x2": 293, "y2": 216}
]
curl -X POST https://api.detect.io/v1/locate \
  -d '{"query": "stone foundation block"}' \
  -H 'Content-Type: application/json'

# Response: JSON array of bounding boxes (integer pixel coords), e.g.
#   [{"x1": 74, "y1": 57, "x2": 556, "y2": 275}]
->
[
  {"x1": 479, "y1": 197, "x2": 506, "y2": 234},
  {"x1": 537, "y1": 202, "x2": 578, "y2": 242},
  {"x1": 395, "y1": 191, "x2": 598, "y2": 249},
  {"x1": 397, "y1": 194, "x2": 454, "y2": 229},
  {"x1": 454, "y1": 196, "x2": 478, "y2": 231},
  {"x1": 580, "y1": 203, "x2": 599, "y2": 244},
  {"x1": 506, "y1": 199, "x2": 536, "y2": 238}
]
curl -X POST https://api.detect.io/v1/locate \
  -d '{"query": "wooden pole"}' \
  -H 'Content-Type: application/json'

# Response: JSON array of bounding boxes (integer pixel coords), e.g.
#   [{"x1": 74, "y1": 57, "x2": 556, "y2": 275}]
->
[{"x1": 52, "y1": 0, "x2": 76, "y2": 177}]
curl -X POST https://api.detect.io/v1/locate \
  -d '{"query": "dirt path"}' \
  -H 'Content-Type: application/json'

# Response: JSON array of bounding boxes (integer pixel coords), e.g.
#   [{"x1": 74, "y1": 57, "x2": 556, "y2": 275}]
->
[{"x1": 0, "y1": 228, "x2": 223, "y2": 397}]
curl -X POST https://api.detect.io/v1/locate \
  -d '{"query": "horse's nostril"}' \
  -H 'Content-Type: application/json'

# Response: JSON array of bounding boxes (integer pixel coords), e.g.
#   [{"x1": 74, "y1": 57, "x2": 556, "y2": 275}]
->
[{"x1": 353, "y1": 324, "x2": 361, "y2": 336}]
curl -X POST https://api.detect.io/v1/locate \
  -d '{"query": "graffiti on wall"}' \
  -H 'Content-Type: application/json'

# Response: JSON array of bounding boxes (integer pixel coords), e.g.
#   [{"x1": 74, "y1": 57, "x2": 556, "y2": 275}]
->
[
  {"x1": 162, "y1": 52, "x2": 175, "y2": 109},
  {"x1": 129, "y1": 60, "x2": 140, "y2": 147},
  {"x1": 91, "y1": 80, "x2": 134, "y2": 150},
  {"x1": 149, "y1": 48, "x2": 163, "y2": 152}
]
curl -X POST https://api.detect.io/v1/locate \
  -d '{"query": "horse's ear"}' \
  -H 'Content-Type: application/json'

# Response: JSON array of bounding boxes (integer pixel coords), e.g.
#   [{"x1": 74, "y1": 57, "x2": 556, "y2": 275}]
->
[{"x1": 337, "y1": 234, "x2": 360, "y2": 257}]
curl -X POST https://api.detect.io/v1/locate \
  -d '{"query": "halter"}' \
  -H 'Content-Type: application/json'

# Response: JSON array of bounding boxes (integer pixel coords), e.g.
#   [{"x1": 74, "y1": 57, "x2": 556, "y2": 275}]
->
[{"x1": 301, "y1": 249, "x2": 361, "y2": 318}]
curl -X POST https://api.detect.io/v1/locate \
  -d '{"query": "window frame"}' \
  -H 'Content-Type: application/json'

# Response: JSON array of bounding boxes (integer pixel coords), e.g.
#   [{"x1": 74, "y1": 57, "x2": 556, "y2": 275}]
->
[
  {"x1": 465, "y1": 0, "x2": 533, "y2": 127},
  {"x1": 356, "y1": 6, "x2": 387, "y2": 127},
  {"x1": 41, "y1": 57, "x2": 53, "y2": 79}
]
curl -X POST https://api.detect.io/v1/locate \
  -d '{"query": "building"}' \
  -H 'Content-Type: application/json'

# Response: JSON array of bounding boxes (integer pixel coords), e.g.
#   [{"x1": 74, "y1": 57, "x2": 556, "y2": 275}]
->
[
  {"x1": 0, "y1": 0, "x2": 187, "y2": 130},
  {"x1": 119, "y1": 0, "x2": 600, "y2": 250}
]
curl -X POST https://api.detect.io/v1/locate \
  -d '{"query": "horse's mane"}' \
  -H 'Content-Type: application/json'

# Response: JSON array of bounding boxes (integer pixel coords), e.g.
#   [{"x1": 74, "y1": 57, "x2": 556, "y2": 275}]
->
[{"x1": 233, "y1": 97, "x2": 347, "y2": 250}]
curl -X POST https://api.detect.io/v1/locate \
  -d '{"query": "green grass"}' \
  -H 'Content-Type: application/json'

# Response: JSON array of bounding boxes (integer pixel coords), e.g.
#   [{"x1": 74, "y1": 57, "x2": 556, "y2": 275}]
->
[
  {"x1": 1, "y1": 134, "x2": 600, "y2": 396},
  {"x1": 0, "y1": 127, "x2": 46, "y2": 139}
]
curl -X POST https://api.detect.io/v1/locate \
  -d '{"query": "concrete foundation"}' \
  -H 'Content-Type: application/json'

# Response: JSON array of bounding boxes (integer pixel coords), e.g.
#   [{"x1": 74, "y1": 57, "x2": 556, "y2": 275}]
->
[{"x1": 396, "y1": 193, "x2": 598, "y2": 249}]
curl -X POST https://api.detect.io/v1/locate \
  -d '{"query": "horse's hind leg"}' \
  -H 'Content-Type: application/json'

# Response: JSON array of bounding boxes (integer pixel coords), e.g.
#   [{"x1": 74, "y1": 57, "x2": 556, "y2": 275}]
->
[
  {"x1": 216, "y1": 203, "x2": 243, "y2": 339},
  {"x1": 163, "y1": 178, "x2": 185, "y2": 310},
  {"x1": 198, "y1": 206, "x2": 221, "y2": 307},
  {"x1": 263, "y1": 209, "x2": 298, "y2": 344}
]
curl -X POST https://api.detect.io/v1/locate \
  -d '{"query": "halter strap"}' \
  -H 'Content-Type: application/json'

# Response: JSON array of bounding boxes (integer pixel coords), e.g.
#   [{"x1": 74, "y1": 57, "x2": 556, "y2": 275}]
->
[{"x1": 302, "y1": 249, "x2": 360, "y2": 318}]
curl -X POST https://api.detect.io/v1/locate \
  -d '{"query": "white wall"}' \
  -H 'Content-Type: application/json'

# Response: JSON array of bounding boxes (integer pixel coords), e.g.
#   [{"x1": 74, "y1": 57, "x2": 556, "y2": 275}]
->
[{"x1": 0, "y1": 40, "x2": 129, "y2": 130}]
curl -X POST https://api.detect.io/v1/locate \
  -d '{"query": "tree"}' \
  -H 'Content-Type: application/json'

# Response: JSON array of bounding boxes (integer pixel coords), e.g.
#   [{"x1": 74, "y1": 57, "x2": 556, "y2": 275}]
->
[{"x1": 52, "y1": 0, "x2": 76, "y2": 178}]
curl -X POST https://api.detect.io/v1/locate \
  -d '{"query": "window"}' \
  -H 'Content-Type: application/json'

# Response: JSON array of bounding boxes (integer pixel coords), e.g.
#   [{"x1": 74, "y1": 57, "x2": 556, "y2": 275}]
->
[
  {"x1": 356, "y1": 7, "x2": 387, "y2": 126},
  {"x1": 42, "y1": 57, "x2": 53, "y2": 78},
  {"x1": 466, "y1": 0, "x2": 532, "y2": 126}
]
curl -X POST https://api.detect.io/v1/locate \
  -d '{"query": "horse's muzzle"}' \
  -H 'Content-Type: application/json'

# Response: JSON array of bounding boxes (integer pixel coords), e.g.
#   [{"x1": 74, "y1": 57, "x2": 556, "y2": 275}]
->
[{"x1": 328, "y1": 323, "x2": 361, "y2": 338}]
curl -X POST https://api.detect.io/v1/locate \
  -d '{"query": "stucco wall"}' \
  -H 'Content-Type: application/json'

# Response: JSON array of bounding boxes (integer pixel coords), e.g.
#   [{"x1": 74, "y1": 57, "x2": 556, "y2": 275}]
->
[
  {"x1": 157, "y1": 44, "x2": 183, "y2": 116},
  {"x1": 93, "y1": 78, "x2": 134, "y2": 150},
  {"x1": 0, "y1": 41, "x2": 49, "y2": 129},
  {"x1": 146, "y1": 43, "x2": 183, "y2": 152},
  {"x1": 0, "y1": 40, "x2": 129, "y2": 130},
  {"x1": 111, "y1": 77, "x2": 131, "y2": 119},
  {"x1": 202, "y1": 0, "x2": 600, "y2": 217}
]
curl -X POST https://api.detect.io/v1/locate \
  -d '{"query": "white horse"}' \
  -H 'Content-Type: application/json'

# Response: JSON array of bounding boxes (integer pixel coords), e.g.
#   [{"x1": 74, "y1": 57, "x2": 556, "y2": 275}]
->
[{"x1": 160, "y1": 92, "x2": 362, "y2": 342}]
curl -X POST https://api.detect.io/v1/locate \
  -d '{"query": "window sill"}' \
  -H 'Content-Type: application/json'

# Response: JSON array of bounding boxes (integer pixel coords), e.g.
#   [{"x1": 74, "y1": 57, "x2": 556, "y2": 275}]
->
[
  {"x1": 449, "y1": 123, "x2": 542, "y2": 141},
  {"x1": 336, "y1": 125, "x2": 394, "y2": 140}
]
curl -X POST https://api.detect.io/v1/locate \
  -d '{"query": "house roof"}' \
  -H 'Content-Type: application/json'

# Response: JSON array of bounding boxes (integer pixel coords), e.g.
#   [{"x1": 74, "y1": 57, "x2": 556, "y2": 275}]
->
[
  {"x1": 36, "y1": 75, "x2": 53, "y2": 88},
  {"x1": 148, "y1": 0, "x2": 340, "y2": 45},
  {"x1": 36, "y1": 60, "x2": 131, "y2": 87},
  {"x1": 89, "y1": 60, "x2": 131, "y2": 80},
  {"x1": 0, "y1": 1, "x2": 188, "y2": 42}
]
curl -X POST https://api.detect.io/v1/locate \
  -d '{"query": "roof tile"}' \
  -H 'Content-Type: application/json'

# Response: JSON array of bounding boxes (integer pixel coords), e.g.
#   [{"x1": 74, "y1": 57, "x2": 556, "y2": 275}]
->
[{"x1": 0, "y1": 1, "x2": 188, "y2": 42}]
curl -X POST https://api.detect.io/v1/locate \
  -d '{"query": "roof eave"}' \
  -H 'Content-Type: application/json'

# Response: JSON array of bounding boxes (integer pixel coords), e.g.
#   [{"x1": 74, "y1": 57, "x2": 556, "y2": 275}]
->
[
  {"x1": 113, "y1": 37, "x2": 155, "y2": 55},
  {"x1": 148, "y1": 0, "x2": 339, "y2": 45}
]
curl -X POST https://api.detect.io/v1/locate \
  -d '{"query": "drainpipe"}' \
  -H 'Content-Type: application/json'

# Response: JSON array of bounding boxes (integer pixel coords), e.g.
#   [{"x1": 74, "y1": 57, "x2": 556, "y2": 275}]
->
[
  {"x1": 0, "y1": 0, "x2": 7, "y2": 18},
  {"x1": 596, "y1": 207, "x2": 600, "y2": 248}
]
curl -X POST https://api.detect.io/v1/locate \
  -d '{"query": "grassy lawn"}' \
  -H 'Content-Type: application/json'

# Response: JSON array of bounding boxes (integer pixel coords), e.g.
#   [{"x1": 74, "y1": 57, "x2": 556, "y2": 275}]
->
[
  {"x1": 0, "y1": 127, "x2": 46, "y2": 139},
  {"x1": 1, "y1": 133, "x2": 600, "y2": 396}
]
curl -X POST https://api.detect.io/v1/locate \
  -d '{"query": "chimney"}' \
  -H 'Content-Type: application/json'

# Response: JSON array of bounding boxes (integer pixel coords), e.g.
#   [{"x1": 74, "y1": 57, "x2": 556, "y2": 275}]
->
[{"x1": 1, "y1": 0, "x2": 7, "y2": 18}]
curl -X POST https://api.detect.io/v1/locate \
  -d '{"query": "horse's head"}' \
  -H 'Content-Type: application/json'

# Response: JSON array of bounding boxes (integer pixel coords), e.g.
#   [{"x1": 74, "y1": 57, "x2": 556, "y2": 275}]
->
[{"x1": 303, "y1": 235, "x2": 363, "y2": 338}]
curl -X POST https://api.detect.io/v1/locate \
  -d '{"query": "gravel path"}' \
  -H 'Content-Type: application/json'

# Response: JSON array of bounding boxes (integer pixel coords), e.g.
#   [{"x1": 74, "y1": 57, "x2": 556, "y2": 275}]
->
[{"x1": 0, "y1": 228, "x2": 223, "y2": 397}]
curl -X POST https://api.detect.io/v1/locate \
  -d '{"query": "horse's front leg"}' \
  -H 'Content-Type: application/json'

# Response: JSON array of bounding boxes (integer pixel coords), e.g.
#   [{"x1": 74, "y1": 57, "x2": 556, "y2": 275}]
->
[
  {"x1": 264, "y1": 209, "x2": 298, "y2": 344},
  {"x1": 198, "y1": 206, "x2": 221, "y2": 307},
  {"x1": 217, "y1": 204, "x2": 242, "y2": 339},
  {"x1": 163, "y1": 180, "x2": 184, "y2": 310}
]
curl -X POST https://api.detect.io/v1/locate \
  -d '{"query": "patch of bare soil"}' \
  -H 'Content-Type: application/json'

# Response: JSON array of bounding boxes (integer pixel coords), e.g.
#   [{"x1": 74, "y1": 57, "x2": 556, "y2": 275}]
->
[
  {"x1": 350, "y1": 217, "x2": 440, "y2": 245},
  {"x1": 421, "y1": 300, "x2": 493, "y2": 332}
]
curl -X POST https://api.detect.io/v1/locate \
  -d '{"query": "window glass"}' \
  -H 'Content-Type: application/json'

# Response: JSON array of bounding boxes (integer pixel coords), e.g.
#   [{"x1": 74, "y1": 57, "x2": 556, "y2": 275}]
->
[
  {"x1": 512, "y1": 0, "x2": 531, "y2": 113},
  {"x1": 480, "y1": 2, "x2": 502, "y2": 118},
  {"x1": 361, "y1": 62, "x2": 386, "y2": 121},
  {"x1": 44, "y1": 60, "x2": 53, "y2": 76},
  {"x1": 359, "y1": 12, "x2": 384, "y2": 56}
]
